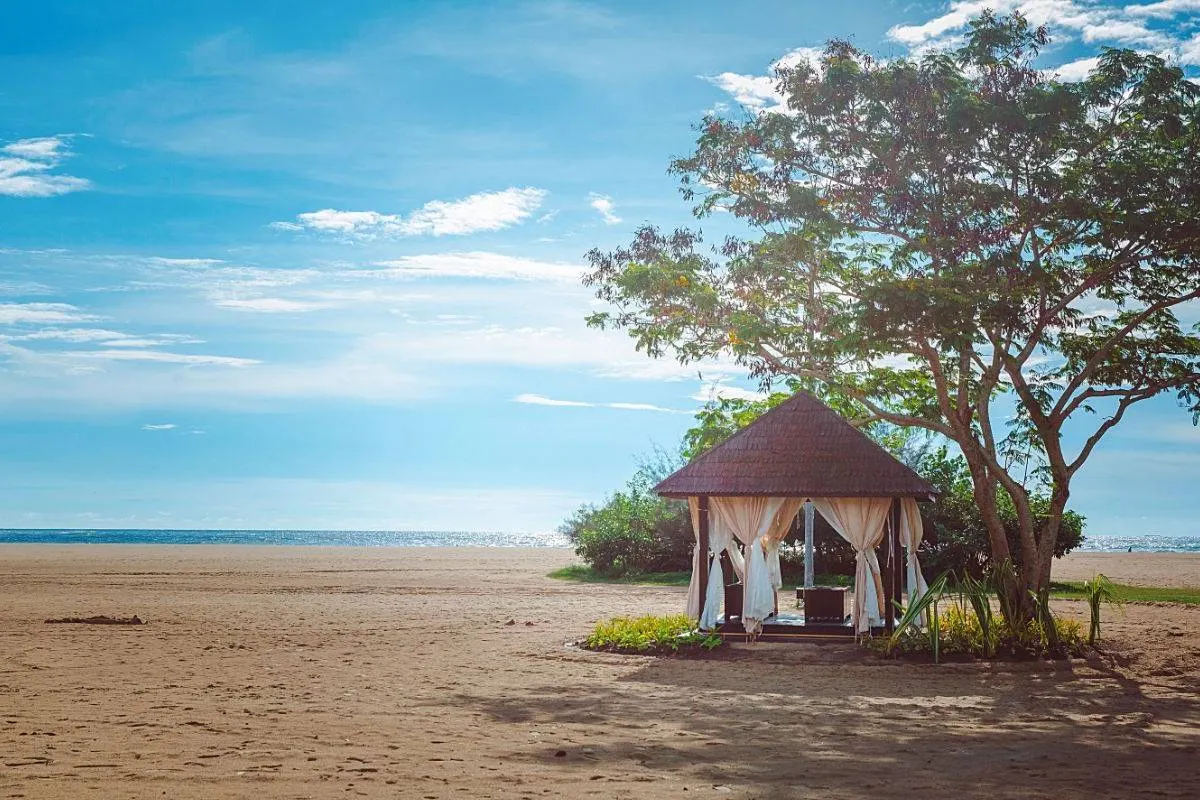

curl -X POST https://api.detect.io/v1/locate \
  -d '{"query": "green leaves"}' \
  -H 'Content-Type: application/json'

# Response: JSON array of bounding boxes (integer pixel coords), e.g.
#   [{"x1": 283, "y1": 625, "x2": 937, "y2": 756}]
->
[
  {"x1": 583, "y1": 9, "x2": 1198, "y2": 624},
  {"x1": 1081, "y1": 573, "x2": 1120, "y2": 646},
  {"x1": 585, "y1": 614, "x2": 724, "y2": 653},
  {"x1": 888, "y1": 573, "x2": 949, "y2": 660}
]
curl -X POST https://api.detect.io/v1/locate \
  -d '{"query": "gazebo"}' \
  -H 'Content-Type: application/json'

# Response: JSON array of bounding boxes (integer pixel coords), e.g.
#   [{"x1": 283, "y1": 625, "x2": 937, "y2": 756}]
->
[{"x1": 655, "y1": 391, "x2": 936, "y2": 639}]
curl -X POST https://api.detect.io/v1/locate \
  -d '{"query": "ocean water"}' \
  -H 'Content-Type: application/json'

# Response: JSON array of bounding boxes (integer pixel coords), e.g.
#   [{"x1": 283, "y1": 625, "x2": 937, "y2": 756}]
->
[
  {"x1": 0, "y1": 529, "x2": 1196, "y2": 552},
  {"x1": 1074, "y1": 535, "x2": 1200, "y2": 554},
  {"x1": 0, "y1": 529, "x2": 571, "y2": 547}
]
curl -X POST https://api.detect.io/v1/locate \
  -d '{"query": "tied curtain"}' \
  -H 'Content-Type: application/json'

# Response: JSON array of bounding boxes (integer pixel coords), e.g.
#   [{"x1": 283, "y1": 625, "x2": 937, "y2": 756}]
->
[
  {"x1": 685, "y1": 497, "x2": 747, "y2": 629},
  {"x1": 710, "y1": 497, "x2": 802, "y2": 635},
  {"x1": 900, "y1": 497, "x2": 929, "y2": 622},
  {"x1": 810, "y1": 497, "x2": 892, "y2": 634}
]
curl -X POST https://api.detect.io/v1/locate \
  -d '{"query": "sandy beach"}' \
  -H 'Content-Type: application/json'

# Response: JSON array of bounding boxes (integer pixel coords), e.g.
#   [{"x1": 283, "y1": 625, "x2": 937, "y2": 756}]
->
[{"x1": 1, "y1": 545, "x2": 1196, "y2": 799}]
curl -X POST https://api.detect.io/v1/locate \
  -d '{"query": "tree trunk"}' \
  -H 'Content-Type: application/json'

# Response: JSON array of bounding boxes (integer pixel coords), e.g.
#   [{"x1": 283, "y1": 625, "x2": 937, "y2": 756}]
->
[
  {"x1": 961, "y1": 449, "x2": 1045, "y2": 623},
  {"x1": 962, "y1": 452, "x2": 1011, "y2": 563}
]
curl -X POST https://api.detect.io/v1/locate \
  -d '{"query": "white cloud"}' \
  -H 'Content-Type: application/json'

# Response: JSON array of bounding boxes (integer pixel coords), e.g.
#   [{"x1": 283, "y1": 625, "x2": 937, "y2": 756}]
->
[
  {"x1": 68, "y1": 349, "x2": 259, "y2": 367},
  {"x1": 142, "y1": 423, "x2": 178, "y2": 431},
  {"x1": 0, "y1": 335, "x2": 427, "y2": 410},
  {"x1": 0, "y1": 303, "x2": 100, "y2": 325},
  {"x1": 1181, "y1": 32, "x2": 1200, "y2": 65},
  {"x1": 0, "y1": 281, "x2": 54, "y2": 296},
  {"x1": 608, "y1": 402, "x2": 680, "y2": 412},
  {"x1": 588, "y1": 193, "x2": 622, "y2": 225},
  {"x1": 704, "y1": 47, "x2": 823, "y2": 112},
  {"x1": 1081, "y1": 19, "x2": 1169, "y2": 46},
  {"x1": 513, "y1": 393, "x2": 681, "y2": 413},
  {"x1": 144, "y1": 257, "x2": 226, "y2": 268},
  {"x1": 276, "y1": 187, "x2": 548, "y2": 239},
  {"x1": 0, "y1": 136, "x2": 91, "y2": 197},
  {"x1": 404, "y1": 187, "x2": 547, "y2": 235},
  {"x1": 888, "y1": 1, "x2": 1007, "y2": 46},
  {"x1": 213, "y1": 297, "x2": 332, "y2": 313},
  {"x1": 692, "y1": 383, "x2": 768, "y2": 403},
  {"x1": 707, "y1": 73, "x2": 781, "y2": 110},
  {"x1": 1050, "y1": 56, "x2": 1102, "y2": 80},
  {"x1": 886, "y1": 1, "x2": 1200, "y2": 61},
  {"x1": 10, "y1": 328, "x2": 202, "y2": 346},
  {"x1": 514, "y1": 393, "x2": 591, "y2": 407},
  {"x1": 2, "y1": 137, "x2": 67, "y2": 159},
  {"x1": 1125, "y1": 0, "x2": 1200, "y2": 19},
  {"x1": 290, "y1": 209, "x2": 395, "y2": 235},
  {"x1": 345, "y1": 323, "x2": 742, "y2": 384},
  {"x1": 367, "y1": 252, "x2": 584, "y2": 282}
]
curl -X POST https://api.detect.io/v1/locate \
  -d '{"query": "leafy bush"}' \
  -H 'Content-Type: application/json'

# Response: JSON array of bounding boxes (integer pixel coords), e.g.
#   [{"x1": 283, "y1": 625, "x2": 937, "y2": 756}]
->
[
  {"x1": 877, "y1": 599, "x2": 1086, "y2": 660},
  {"x1": 560, "y1": 451, "x2": 692, "y2": 577},
  {"x1": 918, "y1": 448, "x2": 1085, "y2": 581},
  {"x1": 584, "y1": 614, "x2": 724, "y2": 653},
  {"x1": 1081, "y1": 573, "x2": 1119, "y2": 645}
]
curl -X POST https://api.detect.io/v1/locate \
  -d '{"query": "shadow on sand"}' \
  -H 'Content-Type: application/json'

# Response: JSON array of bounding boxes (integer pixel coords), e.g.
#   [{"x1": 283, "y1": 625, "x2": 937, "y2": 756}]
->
[{"x1": 463, "y1": 642, "x2": 1198, "y2": 799}]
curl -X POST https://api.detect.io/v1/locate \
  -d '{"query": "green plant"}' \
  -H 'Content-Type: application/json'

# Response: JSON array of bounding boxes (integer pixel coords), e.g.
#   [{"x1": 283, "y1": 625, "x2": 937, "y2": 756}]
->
[
  {"x1": 583, "y1": 614, "x2": 725, "y2": 654},
  {"x1": 1081, "y1": 573, "x2": 1119, "y2": 645},
  {"x1": 876, "y1": 586, "x2": 1089, "y2": 661},
  {"x1": 991, "y1": 559, "x2": 1022, "y2": 630},
  {"x1": 887, "y1": 572, "x2": 948, "y2": 659},
  {"x1": 939, "y1": 602, "x2": 983, "y2": 656},
  {"x1": 1032, "y1": 586, "x2": 1060, "y2": 650},
  {"x1": 560, "y1": 451, "x2": 692, "y2": 578},
  {"x1": 958, "y1": 572, "x2": 997, "y2": 658}
]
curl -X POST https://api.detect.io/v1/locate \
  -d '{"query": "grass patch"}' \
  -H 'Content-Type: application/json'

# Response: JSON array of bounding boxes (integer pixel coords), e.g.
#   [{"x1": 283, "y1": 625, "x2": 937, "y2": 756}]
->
[
  {"x1": 1049, "y1": 581, "x2": 1200, "y2": 606},
  {"x1": 583, "y1": 614, "x2": 724, "y2": 654},
  {"x1": 549, "y1": 565, "x2": 691, "y2": 586},
  {"x1": 550, "y1": 564, "x2": 851, "y2": 590}
]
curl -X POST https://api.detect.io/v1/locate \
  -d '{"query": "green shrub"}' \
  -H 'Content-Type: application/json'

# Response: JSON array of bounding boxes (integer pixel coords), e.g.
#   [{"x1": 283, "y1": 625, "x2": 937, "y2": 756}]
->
[
  {"x1": 1081, "y1": 573, "x2": 1118, "y2": 645},
  {"x1": 560, "y1": 451, "x2": 692, "y2": 577},
  {"x1": 875, "y1": 600, "x2": 1087, "y2": 660},
  {"x1": 584, "y1": 614, "x2": 724, "y2": 653},
  {"x1": 919, "y1": 449, "x2": 1085, "y2": 580},
  {"x1": 939, "y1": 603, "x2": 985, "y2": 655}
]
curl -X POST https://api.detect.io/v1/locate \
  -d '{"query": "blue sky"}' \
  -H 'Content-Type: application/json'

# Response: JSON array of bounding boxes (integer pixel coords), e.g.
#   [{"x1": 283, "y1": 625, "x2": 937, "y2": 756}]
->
[{"x1": 1, "y1": 1, "x2": 1198, "y2": 533}]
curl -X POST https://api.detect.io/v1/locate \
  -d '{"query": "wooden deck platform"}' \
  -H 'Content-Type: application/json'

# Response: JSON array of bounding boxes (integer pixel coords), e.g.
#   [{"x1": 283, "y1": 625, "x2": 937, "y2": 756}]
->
[{"x1": 717, "y1": 612, "x2": 858, "y2": 642}]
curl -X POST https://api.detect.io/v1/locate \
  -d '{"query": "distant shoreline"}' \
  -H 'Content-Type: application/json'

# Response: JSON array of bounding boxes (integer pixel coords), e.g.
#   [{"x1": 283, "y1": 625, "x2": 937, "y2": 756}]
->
[
  {"x1": 1, "y1": 528, "x2": 1196, "y2": 552},
  {"x1": 0, "y1": 529, "x2": 572, "y2": 548}
]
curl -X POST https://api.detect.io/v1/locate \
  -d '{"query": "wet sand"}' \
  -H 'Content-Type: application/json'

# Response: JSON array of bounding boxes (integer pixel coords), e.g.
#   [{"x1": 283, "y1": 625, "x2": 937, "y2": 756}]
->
[{"x1": 1, "y1": 545, "x2": 1196, "y2": 799}]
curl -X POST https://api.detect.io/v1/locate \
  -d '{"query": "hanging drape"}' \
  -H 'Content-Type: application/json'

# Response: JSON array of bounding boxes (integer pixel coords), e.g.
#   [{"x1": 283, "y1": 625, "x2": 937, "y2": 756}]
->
[
  {"x1": 699, "y1": 513, "x2": 743, "y2": 630},
  {"x1": 810, "y1": 497, "x2": 891, "y2": 634},
  {"x1": 685, "y1": 497, "x2": 703, "y2": 621},
  {"x1": 900, "y1": 497, "x2": 929, "y2": 623},
  {"x1": 711, "y1": 497, "x2": 802, "y2": 635},
  {"x1": 685, "y1": 497, "x2": 748, "y2": 629}
]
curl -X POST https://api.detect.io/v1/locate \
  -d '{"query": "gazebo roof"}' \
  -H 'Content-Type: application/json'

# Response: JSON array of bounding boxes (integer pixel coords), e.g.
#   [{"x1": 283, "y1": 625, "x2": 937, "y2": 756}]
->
[{"x1": 655, "y1": 392, "x2": 937, "y2": 499}]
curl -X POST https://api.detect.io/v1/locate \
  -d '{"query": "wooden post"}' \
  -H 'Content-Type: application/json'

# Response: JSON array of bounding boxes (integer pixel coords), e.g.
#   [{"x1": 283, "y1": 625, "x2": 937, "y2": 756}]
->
[
  {"x1": 697, "y1": 495, "x2": 710, "y2": 621},
  {"x1": 885, "y1": 498, "x2": 902, "y2": 634},
  {"x1": 893, "y1": 499, "x2": 905, "y2": 611},
  {"x1": 803, "y1": 500, "x2": 815, "y2": 589},
  {"x1": 882, "y1": 502, "x2": 893, "y2": 635}
]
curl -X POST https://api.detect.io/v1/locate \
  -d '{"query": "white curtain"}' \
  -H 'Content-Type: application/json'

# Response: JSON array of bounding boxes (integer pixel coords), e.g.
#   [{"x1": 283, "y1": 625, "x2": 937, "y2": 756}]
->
[
  {"x1": 900, "y1": 497, "x2": 929, "y2": 623},
  {"x1": 699, "y1": 513, "x2": 743, "y2": 630},
  {"x1": 811, "y1": 497, "x2": 891, "y2": 634},
  {"x1": 711, "y1": 497, "x2": 802, "y2": 635},
  {"x1": 685, "y1": 497, "x2": 748, "y2": 628},
  {"x1": 685, "y1": 497, "x2": 703, "y2": 621}
]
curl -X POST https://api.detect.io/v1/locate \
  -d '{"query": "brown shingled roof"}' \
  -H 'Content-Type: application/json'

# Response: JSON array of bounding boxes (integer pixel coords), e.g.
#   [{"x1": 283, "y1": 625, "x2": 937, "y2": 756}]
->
[{"x1": 655, "y1": 392, "x2": 937, "y2": 499}]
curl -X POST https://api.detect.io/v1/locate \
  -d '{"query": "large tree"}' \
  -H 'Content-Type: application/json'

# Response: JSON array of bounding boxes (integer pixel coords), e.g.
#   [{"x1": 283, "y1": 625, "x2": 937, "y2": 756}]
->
[{"x1": 583, "y1": 12, "x2": 1200, "y2": 618}]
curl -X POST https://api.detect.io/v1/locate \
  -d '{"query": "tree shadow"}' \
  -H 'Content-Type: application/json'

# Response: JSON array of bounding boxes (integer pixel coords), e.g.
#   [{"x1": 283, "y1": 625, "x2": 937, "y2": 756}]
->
[{"x1": 462, "y1": 642, "x2": 1198, "y2": 799}]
